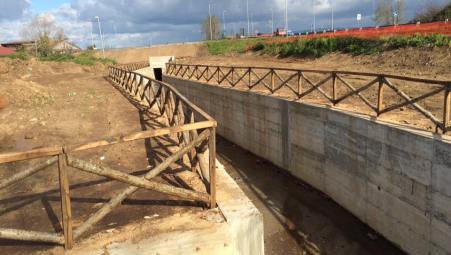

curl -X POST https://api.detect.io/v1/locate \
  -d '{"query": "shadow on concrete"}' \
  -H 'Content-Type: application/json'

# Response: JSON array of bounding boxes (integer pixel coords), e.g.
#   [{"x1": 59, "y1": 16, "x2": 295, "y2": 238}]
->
[{"x1": 216, "y1": 137, "x2": 405, "y2": 255}]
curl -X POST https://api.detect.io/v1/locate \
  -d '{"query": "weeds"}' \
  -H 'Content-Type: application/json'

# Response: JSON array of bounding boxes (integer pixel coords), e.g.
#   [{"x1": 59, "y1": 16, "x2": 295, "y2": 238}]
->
[
  {"x1": 39, "y1": 51, "x2": 116, "y2": 65},
  {"x1": 206, "y1": 34, "x2": 450, "y2": 58}
]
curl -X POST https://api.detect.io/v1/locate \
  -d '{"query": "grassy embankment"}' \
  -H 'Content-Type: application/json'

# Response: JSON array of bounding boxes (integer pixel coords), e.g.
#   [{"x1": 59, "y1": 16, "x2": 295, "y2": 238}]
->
[
  {"x1": 5, "y1": 50, "x2": 116, "y2": 65},
  {"x1": 206, "y1": 34, "x2": 451, "y2": 58}
]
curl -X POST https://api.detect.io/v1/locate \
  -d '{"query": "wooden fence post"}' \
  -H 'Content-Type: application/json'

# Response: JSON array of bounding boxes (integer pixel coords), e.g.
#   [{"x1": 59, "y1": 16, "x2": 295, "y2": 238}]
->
[
  {"x1": 271, "y1": 69, "x2": 275, "y2": 92},
  {"x1": 297, "y1": 71, "x2": 302, "y2": 99},
  {"x1": 377, "y1": 76, "x2": 385, "y2": 116},
  {"x1": 444, "y1": 85, "x2": 451, "y2": 134},
  {"x1": 209, "y1": 128, "x2": 216, "y2": 209},
  {"x1": 332, "y1": 72, "x2": 337, "y2": 105},
  {"x1": 231, "y1": 67, "x2": 234, "y2": 85},
  {"x1": 58, "y1": 153, "x2": 73, "y2": 249},
  {"x1": 248, "y1": 68, "x2": 252, "y2": 88}
]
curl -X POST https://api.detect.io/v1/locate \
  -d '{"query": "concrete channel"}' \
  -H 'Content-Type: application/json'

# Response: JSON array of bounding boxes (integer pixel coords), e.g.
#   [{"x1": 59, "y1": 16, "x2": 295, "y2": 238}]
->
[{"x1": 164, "y1": 74, "x2": 451, "y2": 255}]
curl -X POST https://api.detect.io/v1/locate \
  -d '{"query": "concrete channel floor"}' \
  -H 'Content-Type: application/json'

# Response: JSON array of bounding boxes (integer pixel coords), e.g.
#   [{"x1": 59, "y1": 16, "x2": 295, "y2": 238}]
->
[{"x1": 216, "y1": 137, "x2": 406, "y2": 255}]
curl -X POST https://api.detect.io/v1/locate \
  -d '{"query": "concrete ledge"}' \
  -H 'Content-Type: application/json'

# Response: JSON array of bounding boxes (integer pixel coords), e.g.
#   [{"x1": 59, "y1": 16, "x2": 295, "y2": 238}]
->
[{"x1": 41, "y1": 160, "x2": 263, "y2": 255}]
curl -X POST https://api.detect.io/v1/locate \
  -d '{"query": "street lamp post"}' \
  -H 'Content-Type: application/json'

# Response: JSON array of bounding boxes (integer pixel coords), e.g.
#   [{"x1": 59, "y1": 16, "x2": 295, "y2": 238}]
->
[
  {"x1": 285, "y1": 0, "x2": 288, "y2": 37},
  {"x1": 90, "y1": 23, "x2": 94, "y2": 48},
  {"x1": 271, "y1": 9, "x2": 274, "y2": 35},
  {"x1": 94, "y1": 16, "x2": 105, "y2": 57},
  {"x1": 208, "y1": 0, "x2": 213, "y2": 40},
  {"x1": 331, "y1": 2, "x2": 334, "y2": 31},
  {"x1": 313, "y1": 0, "x2": 316, "y2": 33},
  {"x1": 222, "y1": 10, "x2": 227, "y2": 37},
  {"x1": 246, "y1": 0, "x2": 250, "y2": 36}
]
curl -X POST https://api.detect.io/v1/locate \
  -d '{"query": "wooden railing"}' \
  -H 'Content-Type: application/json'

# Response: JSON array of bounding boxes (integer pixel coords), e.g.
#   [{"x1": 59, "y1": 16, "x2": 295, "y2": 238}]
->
[
  {"x1": 0, "y1": 63, "x2": 217, "y2": 249},
  {"x1": 115, "y1": 61, "x2": 149, "y2": 71},
  {"x1": 166, "y1": 63, "x2": 451, "y2": 134}
]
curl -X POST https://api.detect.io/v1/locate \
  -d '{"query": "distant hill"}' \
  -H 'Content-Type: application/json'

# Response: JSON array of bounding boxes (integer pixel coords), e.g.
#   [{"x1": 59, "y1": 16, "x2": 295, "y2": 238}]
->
[{"x1": 414, "y1": 3, "x2": 451, "y2": 22}]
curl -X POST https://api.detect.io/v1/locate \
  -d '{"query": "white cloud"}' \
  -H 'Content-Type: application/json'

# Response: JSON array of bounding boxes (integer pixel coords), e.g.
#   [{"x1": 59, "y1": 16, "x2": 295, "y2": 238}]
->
[{"x1": 0, "y1": 0, "x2": 449, "y2": 48}]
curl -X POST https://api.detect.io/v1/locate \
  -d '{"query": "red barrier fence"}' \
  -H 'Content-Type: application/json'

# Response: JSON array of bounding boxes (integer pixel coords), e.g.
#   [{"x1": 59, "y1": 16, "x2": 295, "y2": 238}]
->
[{"x1": 308, "y1": 21, "x2": 451, "y2": 39}]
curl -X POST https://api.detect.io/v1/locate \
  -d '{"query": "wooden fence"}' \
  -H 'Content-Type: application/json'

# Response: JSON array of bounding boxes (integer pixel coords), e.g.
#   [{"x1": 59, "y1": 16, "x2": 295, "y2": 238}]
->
[
  {"x1": 0, "y1": 62, "x2": 217, "y2": 249},
  {"x1": 165, "y1": 63, "x2": 451, "y2": 134}
]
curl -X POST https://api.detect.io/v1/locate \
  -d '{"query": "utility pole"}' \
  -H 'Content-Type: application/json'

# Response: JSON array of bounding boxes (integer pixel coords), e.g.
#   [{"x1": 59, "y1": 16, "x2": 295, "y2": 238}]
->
[
  {"x1": 313, "y1": 0, "x2": 316, "y2": 33},
  {"x1": 251, "y1": 12, "x2": 254, "y2": 36},
  {"x1": 90, "y1": 22, "x2": 94, "y2": 48},
  {"x1": 95, "y1": 16, "x2": 105, "y2": 57},
  {"x1": 285, "y1": 0, "x2": 288, "y2": 37},
  {"x1": 271, "y1": 9, "x2": 274, "y2": 35},
  {"x1": 222, "y1": 10, "x2": 227, "y2": 37},
  {"x1": 208, "y1": 0, "x2": 213, "y2": 40},
  {"x1": 246, "y1": 0, "x2": 250, "y2": 36},
  {"x1": 331, "y1": 2, "x2": 334, "y2": 31}
]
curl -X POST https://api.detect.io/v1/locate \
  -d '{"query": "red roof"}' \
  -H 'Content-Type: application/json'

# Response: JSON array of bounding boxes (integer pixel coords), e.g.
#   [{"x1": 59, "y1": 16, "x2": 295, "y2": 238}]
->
[{"x1": 0, "y1": 46, "x2": 15, "y2": 56}]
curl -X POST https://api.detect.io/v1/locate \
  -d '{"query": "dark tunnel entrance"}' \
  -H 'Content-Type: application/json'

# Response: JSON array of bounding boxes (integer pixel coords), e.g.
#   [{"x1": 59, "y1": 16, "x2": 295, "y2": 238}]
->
[{"x1": 153, "y1": 68, "x2": 163, "y2": 81}]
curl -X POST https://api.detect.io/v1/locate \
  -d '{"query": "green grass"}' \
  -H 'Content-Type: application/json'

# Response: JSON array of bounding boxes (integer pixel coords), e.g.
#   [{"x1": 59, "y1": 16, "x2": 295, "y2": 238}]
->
[
  {"x1": 4, "y1": 51, "x2": 30, "y2": 60},
  {"x1": 205, "y1": 34, "x2": 451, "y2": 58},
  {"x1": 205, "y1": 38, "x2": 265, "y2": 55},
  {"x1": 39, "y1": 51, "x2": 116, "y2": 65}
]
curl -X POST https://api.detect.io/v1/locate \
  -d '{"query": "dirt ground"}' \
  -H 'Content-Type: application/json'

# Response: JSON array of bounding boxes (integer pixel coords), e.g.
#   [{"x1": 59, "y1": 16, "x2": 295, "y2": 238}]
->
[
  {"x1": 0, "y1": 59, "x2": 205, "y2": 254},
  {"x1": 177, "y1": 47, "x2": 451, "y2": 133}
]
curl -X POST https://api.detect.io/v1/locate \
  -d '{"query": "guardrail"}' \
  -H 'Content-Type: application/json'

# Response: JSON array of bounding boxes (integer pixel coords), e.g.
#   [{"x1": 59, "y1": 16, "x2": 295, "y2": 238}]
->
[
  {"x1": 0, "y1": 63, "x2": 217, "y2": 249},
  {"x1": 165, "y1": 63, "x2": 451, "y2": 134}
]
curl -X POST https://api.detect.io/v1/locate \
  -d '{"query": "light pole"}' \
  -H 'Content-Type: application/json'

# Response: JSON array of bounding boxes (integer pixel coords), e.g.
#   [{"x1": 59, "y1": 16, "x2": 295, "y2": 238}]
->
[
  {"x1": 285, "y1": 0, "x2": 288, "y2": 37},
  {"x1": 251, "y1": 12, "x2": 254, "y2": 36},
  {"x1": 90, "y1": 22, "x2": 94, "y2": 48},
  {"x1": 208, "y1": 0, "x2": 213, "y2": 40},
  {"x1": 313, "y1": 0, "x2": 316, "y2": 33},
  {"x1": 271, "y1": 9, "x2": 274, "y2": 35},
  {"x1": 246, "y1": 0, "x2": 250, "y2": 36},
  {"x1": 94, "y1": 16, "x2": 105, "y2": 57},
  {"x1": 222, "y1": 10, "x2": 227, "y2": 37},
  {"x1": 331, "y1": 1, "x2": 334, "y2": 31}
]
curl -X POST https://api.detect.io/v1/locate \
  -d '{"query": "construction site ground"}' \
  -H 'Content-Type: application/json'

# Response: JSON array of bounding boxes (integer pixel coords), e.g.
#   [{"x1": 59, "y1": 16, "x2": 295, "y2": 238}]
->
[
  {"x1": 0, "y1": 59, "x2": 205, "y2": 254},
  {"x1": 1, "y1": 46, "x2": 448, "y2": 254}
]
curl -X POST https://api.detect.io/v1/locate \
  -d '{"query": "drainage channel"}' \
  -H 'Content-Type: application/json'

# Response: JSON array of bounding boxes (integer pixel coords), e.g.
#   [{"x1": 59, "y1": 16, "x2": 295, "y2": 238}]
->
[{"x1": 216, "y1": 136, "x2": 405, "y2": 255}]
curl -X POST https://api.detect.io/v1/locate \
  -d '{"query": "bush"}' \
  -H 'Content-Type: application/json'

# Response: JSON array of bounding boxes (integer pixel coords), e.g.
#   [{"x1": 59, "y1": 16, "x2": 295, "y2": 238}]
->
[
  {"x1": 39, "y1": 51, "x2": 116, "y2": 65},
  {"x1": 252, "y1": 42, "x2": 265, "y2": 51},
  {"x1": 205, "y1": 38, "x2": 265, "y2": 55},
  {"x1": 257, "y1": 34, "x2": 449, "y2": 58},
  {"x1": 7, "y1": 51, "x2": 30, "y2": 60}
]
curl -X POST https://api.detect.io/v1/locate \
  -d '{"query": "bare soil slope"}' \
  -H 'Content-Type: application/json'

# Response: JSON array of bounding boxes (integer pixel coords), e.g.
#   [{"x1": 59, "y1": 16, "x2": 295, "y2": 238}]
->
[{"x1": 0, "y1": 59, "x2": 202, "y2": 254}]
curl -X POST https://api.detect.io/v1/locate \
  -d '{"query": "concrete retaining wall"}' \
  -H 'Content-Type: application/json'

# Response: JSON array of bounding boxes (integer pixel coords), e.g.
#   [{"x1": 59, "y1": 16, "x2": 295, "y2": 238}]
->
[{"x1": 164, "y1": 75, "x2": 451, "y2": 255}]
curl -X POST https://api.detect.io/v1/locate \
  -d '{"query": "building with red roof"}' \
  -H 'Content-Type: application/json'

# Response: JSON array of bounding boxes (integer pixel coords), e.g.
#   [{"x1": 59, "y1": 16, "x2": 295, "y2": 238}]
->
[{"x1": 0, "y1": 46, "x2": 16, "y2": 56}]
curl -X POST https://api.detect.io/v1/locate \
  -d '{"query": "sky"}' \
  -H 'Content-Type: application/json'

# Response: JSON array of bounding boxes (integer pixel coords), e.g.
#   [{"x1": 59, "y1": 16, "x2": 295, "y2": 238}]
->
[{"x1": 0, "y1": 0, "x2": 449, "y2": 49}]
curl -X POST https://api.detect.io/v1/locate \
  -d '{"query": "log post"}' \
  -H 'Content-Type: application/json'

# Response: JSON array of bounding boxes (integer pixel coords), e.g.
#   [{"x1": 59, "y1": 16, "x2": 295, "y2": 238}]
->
[
  {"x1": 444, "y1": 85, "x2": 451, "y2": 134},
  {"x1": 58, "y1": 153, "x2": 73, "y2": 249},
  {"x1": 217, "y1": 67, "x2": 220, "y2": 84},
  {"x1": 248, "y1": 68, "x2": 252, "y2": 88},
  {"x1": 208, "y1": 128, "x2": 216, "y2": 209},
  {"x1": 332, "y1": 72, "x2": 337, "y2": 105},
  {"x1": 271, "y1": 69, "x2": 275, "y2": 93},
  {"x1": 297, "y1": 71, "x2": 302, "y2": 99},
  {"x1": 231, "y1": 67, "x2": 234, "y2": 85},
  {"x1": 377, "y1": 76, "x2": 385, "y2": 116}
]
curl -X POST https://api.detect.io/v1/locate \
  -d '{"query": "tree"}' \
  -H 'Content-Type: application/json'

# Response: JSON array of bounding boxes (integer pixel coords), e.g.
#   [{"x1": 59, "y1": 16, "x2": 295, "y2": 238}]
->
[
  {"x1": 202, "y1": 15, "x2": 221, "y2": 40},
  {"x1": 20, "y1": 14, "x2": 66, "y2": 56},
  {"x1": 374, "y1": 0, "x2": 394, "y2": 25},
  {"x1": 414, "y1": 3, "x2": 451, "y2": 23}
]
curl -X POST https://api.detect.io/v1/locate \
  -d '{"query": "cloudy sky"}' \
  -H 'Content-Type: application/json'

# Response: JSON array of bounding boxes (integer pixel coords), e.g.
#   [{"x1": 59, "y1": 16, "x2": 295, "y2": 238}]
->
[{"x1": 0, "y1": 0, "x2": 449, "y2": 49}]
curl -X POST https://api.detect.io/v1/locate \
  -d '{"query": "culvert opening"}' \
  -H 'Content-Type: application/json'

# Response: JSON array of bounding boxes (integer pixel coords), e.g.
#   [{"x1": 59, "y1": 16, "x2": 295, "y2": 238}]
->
[{"x1": 153, "y1": 68, "x2": 163, "y2": 81}]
